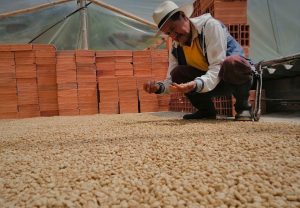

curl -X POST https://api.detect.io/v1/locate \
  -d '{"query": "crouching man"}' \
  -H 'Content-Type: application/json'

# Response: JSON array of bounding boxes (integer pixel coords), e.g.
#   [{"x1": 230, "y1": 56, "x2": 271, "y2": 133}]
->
[{"x1": 144, "y1": 1, "x2": 254, "y2": 121}]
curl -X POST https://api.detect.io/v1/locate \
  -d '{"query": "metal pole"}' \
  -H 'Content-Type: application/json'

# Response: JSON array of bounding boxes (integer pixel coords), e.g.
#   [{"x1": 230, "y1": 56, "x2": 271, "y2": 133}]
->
[
  {"x1": 79, "y1": 0, "x2": 88, "y2": 49},
  {"x1": 0, "y1": 0, "x2": 73, "y2": 19}
]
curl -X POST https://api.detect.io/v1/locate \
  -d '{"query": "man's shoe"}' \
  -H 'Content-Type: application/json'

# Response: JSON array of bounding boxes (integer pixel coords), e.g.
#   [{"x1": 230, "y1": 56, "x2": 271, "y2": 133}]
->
[
  {"x1": 235, "y1": 109, "x2": 253, "y2": 121},
  {"x1": 183, "y1": 111, "x2": 216, "y2": 120}
]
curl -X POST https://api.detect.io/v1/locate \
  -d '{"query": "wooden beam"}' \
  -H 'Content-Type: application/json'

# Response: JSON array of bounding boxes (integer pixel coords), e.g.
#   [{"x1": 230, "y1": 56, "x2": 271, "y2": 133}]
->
[
  {"x1": 89, "y1": 0, "x2": 157, "y2": 29},
  {"x1": 0, "y1": 0, "x2": 73, "y2": 19}
]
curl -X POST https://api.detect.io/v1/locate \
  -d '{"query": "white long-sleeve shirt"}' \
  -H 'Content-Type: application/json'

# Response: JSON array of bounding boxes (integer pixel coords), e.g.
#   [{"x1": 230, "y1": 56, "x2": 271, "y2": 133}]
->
[{"x1": 158, "y1": 13, "x2": 228, "y2": 94}]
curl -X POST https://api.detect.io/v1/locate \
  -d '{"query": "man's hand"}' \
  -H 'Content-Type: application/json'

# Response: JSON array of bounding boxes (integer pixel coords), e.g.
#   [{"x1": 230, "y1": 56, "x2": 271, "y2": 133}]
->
[
  {"x1": 169, "y1": 81, "x2": 197, "y2": 93},
  {"x1": 143, "y1": 81, "x2": 159, "y2": 94}
]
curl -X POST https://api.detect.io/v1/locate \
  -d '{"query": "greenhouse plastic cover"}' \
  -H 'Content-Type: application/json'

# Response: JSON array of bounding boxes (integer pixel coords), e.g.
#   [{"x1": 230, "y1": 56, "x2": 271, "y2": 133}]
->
[
  {"x1": 0, "y1": 0, "x2": 186, "y2": 50},
  {"x1": 0, "y1": 0, "x2": 300, "y2": 59},
  {"x1": 248, "y1": 0, "x2": 300, "y2": 63}
]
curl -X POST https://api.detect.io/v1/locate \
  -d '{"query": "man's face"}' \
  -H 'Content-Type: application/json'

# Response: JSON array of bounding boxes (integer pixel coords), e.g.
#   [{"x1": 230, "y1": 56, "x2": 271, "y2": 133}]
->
[{"x1": 161, "y1": 13, "x2": 191, "y2": 45}]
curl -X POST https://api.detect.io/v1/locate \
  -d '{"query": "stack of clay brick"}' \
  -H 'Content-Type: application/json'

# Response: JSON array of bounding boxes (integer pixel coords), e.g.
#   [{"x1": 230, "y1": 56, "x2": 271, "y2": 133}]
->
[
  {"x1": 96, "y1": 50, "x2": 170, "y2": 114},
  {"x1": 214, "y1": 90, "x2": 266, "y2": 117},
  {"x1": 56, "y1": 51, "x2": 78, "y2": 116},
  {"x1": 169, "y1": 93, "x2": 198, "y2": 113},
  {"x1": 96, "y1": 51, "x2": 140, "y2": 114},
  {"x1": 76, "y1": 50, "x2": 98, "y2": 115},
  {"x1": 0, "y1": 46, "x2": 18, "y2": 119},
  {"x1": 134, "y1": 51, "x2": 158, "y2": 113},
  {"x1": 56, "y1": 50, "x2": 98, "y2": 116},
  {"x1": 0, "y1": 44, "x2": 58, "y2": 119},
  {"x1": 170, "y1": 90, "x2": 266, "y2": 117},
  {"x1": 149, "y1": 50, "x2": 170, "y2": 112},
  {"x1": 193, "y1": 0, "x2": 249, "y2": 57},
  {"x1": 35, "y1": 45, "x2": 58, "y2": 117},
  {"x1": 0, "y1": 44, "x2": 170, "y2": 119}
]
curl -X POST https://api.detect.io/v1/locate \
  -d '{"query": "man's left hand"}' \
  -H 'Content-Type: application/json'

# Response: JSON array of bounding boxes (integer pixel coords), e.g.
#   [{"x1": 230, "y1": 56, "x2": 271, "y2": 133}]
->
[{"x1": 169, "y1": 81, "x2": 197, "y2": 93}]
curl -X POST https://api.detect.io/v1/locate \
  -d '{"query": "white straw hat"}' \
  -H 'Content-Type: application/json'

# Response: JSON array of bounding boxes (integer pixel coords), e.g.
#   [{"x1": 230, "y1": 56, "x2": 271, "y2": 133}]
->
[{"x1": 153, "y1": 1, "x2": 194, "y2": 29}]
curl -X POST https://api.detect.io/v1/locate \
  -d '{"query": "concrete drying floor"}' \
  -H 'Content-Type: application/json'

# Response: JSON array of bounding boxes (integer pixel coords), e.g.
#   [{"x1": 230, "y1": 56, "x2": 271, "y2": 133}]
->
[{"x1": 0, "y1": 112, "x2": 299, "y2": 207}]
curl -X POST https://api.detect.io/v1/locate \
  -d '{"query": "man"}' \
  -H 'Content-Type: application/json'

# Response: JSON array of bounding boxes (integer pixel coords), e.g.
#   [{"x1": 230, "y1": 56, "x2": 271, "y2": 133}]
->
[{"x1": 143, "y1": 0, "x2": 254, "y2": 121}]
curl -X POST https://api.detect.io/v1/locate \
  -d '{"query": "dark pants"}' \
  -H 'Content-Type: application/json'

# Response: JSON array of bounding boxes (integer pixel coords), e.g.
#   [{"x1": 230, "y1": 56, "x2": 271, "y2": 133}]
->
[{"x1": 170, "y1": 56, "x2": 253, "y2": 113}]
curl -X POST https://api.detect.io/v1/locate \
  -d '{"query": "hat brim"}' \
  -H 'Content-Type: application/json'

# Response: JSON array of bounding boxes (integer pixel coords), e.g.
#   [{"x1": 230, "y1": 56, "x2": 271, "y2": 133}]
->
[{"x1": 158, "y1": 2, "x2": 194, "y2": 30}]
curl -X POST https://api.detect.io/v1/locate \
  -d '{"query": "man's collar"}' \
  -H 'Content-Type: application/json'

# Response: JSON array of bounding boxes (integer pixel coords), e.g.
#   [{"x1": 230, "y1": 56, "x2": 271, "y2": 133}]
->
[
  {"x1": 178, "y1": 22, "x2": 198, "y2": 47},
  {"x1": 191, "y1": 23, "x2": 199, "y2": 41}
]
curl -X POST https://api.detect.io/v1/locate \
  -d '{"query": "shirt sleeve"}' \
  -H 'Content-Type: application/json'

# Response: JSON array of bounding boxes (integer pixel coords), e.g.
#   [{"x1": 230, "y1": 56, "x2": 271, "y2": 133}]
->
[{"x1": 197, "y1": 19, "x2": 227, "y2": 93}]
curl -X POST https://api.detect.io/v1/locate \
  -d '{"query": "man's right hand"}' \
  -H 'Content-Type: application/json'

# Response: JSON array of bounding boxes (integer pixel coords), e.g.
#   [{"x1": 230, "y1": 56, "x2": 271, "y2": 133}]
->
[{"x1": 143, "y1": 81, "x2": 159, "y2": 94}]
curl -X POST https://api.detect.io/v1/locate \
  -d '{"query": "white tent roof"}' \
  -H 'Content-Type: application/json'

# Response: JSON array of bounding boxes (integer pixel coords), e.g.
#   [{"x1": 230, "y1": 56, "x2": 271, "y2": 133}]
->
[
  {"x1": 0, "y1": 0, "x2": 187, "y2": 50},
  {"x1": 1, "y1": 0, "x2": 300, "y2": 60},
  {"x1": 248, "y1": 0, "x2": 300, "y2": 62}
]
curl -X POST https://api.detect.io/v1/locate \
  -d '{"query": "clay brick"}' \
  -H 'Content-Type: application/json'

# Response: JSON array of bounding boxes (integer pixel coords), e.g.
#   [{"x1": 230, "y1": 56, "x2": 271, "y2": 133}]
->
[{"x1": 10, "y1": 44, "x2": 33, "y2": 51}]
